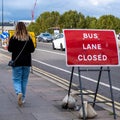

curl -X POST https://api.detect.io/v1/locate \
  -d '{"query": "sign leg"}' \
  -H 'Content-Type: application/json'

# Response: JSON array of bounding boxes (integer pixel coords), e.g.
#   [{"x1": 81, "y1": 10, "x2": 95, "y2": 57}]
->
[
  {"x1": 107, "y1": 67, "x2": 116, "y2": 119},
  {"x1": 78, "y1": 67, "x2": 86, "y2": 120},
  {"x1": 93, "y1": 67, "x2": 103, "y2": 107},
  {"x1": 68, "y1": 67, "x2": 74, "y2": 96}
]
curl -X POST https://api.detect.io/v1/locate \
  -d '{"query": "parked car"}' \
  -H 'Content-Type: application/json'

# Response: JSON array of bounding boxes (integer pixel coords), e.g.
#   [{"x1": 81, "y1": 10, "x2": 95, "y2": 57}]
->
[
  {"x1": 37, "y1": 33, "x2": 53, "y2": 42},
  {"x1": 52, "y1": 33, "x2": 65, "y2": 51},
  {"x1": 117, "y1": 33, "x2": 120, "y2": 40},
  {"x1": 116, "y1": 34, "x2": 120, "y2": 48}
]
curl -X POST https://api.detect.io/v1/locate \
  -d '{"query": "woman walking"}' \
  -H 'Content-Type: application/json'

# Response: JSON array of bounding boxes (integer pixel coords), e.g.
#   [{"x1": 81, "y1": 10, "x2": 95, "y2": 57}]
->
[{"x1": 8, "y1": 22, "x2": 35, "y2": 106}]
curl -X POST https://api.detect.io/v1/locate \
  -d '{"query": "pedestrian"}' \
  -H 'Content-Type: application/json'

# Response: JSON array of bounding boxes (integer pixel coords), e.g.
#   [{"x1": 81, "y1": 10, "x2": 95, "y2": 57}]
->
[{"x1": 8, "y1": 22, "x2": 35, "y2": 106}]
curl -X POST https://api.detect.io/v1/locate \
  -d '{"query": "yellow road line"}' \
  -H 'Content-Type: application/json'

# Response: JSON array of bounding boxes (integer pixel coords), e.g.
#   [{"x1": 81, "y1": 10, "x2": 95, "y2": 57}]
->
[
  {"x1": 33, "y1": 66, "x2": 77, "y2": 87},
  {"x1": 1, "y1": 52, "x2": 120, "y2": 111},
  {"x1": 86, "y1": 90, "x2": 120, "y2": 110},
  {"x1": 32, "y1": 66, "x2": 120, "y2": 111}
]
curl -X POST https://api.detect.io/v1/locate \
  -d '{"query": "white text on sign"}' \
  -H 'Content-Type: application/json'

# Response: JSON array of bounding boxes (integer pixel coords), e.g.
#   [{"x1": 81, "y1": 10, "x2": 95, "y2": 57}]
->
[
  {"x1": 82, "y1": 44, "x2": 102, "y2": 50},
  {"x1": 77, "y1": 33, "x2": 108, "y2": 62},
  {"x1": 83, "y1": 33, "x2": 99, "y2": 39}
]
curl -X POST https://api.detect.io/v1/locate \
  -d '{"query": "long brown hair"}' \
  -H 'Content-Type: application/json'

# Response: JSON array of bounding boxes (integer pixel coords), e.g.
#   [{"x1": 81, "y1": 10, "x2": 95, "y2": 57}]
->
[{"x1": 14, "y1": 22, "x2": 29, "y2": 41}]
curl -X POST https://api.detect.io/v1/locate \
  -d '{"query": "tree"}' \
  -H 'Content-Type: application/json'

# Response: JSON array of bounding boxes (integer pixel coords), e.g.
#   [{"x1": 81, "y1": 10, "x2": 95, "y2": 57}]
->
[
  {"x1": 76, "y1": 12, "x2": 86, "y2": 28},
  {"x1": 96, "y1": 15, "x2": 119, "y2": 30},
  {"x1": 60, "y1": 10, "x2": 80, "y2": 28},
  {"x1": 27, "y1": 22, "x2": 40, "y2": 35},
  {"x1": 27, "y1": 11, "x2": 120, "y2": 35},
  {"x1": 35, "y1": 11, "x2": 60, "y2": 34},
  {"x1": 85, "y1": 16, "x2": 97, "y2": 29}
]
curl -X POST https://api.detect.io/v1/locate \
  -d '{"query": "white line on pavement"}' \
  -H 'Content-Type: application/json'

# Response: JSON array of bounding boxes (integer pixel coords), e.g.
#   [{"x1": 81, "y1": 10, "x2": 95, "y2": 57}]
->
[
  {"x1": 32, "y1": 58, "x2": 120, "y2": 92},
  {"x1": 1, "y1": 48, "x2": 120, "y2": 92}
]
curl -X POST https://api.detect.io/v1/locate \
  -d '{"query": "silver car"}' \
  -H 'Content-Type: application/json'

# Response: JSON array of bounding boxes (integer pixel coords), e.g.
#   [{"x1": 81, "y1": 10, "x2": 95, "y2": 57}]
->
[{"x1": 37, "y1": 33, "x2": 53, "y2": 42}]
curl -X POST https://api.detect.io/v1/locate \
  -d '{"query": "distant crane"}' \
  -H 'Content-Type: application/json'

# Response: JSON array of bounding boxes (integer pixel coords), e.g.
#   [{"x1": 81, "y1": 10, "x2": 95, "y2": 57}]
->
[{"x1": 32, "y1": 0, "x2": 37, "y2": 22}]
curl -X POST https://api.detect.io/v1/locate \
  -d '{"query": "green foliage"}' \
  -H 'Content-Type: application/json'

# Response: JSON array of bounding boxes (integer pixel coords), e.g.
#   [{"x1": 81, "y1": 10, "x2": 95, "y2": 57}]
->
[
  {"x1": 30, "y1": 11, "x2": 60, "y2": 35},
  {"x1": 85, "y1": 16, "x2": 97, "y2": 29},
  {"x1": 76, "y1": 12, "x2": 86, "y2": 28},
  {"x1": 27, "y1": 10, "x2": 120, "y2": 35},
  {"x1": 60, "y1": 10, "x2": 80, "y2": 28},
  {"x1": 97, "y1": 15, "x2": 118, "y2": 29}
]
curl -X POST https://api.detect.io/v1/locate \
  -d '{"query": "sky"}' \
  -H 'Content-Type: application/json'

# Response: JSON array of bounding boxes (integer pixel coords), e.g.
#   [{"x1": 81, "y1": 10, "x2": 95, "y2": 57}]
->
[{"x1": 0, "y1": 0, "x2": 120, "y2": 22}]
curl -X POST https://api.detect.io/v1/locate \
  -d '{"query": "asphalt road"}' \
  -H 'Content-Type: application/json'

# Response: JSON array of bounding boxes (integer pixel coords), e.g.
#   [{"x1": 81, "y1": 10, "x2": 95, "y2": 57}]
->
[
  {"x1": 0, "y1": 42, "x2": 120, "y2": 106},
  {"x1": 32, "y1": 42, "x2": 120, "y2": 104}
]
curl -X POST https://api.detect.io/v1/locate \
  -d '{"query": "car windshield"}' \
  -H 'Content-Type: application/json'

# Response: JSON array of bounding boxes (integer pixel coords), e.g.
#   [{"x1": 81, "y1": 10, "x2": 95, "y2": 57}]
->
[
  {"x1": 43, "y1": 33, "x2": 51, "y2": 36},
  {"x1": 59, "y1": 34, "x2": 63, "y2": 38},
  {"x1": 56, "y1": 33, "x2": 63, "y2": 39}
]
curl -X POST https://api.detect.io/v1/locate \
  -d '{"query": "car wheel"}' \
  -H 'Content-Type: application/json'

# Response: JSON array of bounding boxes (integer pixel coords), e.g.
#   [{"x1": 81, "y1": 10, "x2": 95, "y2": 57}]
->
[
  {"x1": 52, "y1": 42, "x2": 56, "y2": 50},
  {"x1": 60, "y1": 43, "x2": 64, "y2": 51}
]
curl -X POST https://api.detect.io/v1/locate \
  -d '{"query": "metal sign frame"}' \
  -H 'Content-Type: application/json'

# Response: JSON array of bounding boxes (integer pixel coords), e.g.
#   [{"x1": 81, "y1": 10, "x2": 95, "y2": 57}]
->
[{"x1": 67, "y1": 67, "x2": 116, "y2": 120}]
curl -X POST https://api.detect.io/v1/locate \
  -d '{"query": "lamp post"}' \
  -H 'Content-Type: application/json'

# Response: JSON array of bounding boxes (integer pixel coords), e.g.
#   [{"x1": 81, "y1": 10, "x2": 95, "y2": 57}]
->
[{"x1": 2, "y1": 0, "x2": 4, "y2": 32}]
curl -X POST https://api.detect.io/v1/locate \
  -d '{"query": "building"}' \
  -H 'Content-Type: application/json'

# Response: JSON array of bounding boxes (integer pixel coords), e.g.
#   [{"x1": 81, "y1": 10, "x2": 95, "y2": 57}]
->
[
  {"x1": 0, "y1": 22, "x2": 15, "y2": 33},
  {"x1": 17, "y1": 20, "x2": 33, "y2": 26}
]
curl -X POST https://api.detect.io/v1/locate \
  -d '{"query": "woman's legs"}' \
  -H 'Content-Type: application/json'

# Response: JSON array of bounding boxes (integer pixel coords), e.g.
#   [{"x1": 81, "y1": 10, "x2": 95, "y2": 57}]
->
[
  {"x1": 12, "y1": 66, "x2": 30, "y2": 103},
  {"x1": 21, "y1": 66, "x2": 30, "y2": 100},
  {"x1": 12, "y1": 67, "x2": 22, "y2": 95},
  {"x1": 12, "y1": 67, "x2": 23, "y2": 106}
]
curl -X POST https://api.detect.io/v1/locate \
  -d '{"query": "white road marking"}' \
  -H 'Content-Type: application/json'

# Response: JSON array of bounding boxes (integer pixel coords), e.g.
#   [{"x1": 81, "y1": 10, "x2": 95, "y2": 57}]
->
[
  {"x1": 33, "y1": 58, "x2": 120, "y2": 92},
  {"x1": 1, "y1": 48, "x2": 120, "y2": 92},
  {"x1": 36, "y1": 48, "x2": 65, "y2": 56}
]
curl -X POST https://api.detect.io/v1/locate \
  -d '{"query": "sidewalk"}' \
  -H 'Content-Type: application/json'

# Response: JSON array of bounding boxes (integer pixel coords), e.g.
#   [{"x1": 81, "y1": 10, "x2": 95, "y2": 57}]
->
[{"x1": 0, "y1": 53, "x2": 120, "y2": 120}]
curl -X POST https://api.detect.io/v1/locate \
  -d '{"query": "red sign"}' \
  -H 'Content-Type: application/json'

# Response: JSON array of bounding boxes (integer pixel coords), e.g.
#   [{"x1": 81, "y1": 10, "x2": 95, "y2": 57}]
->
[{"x1": 63, "y1": 29, "x2": 119, "y2": 66}]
